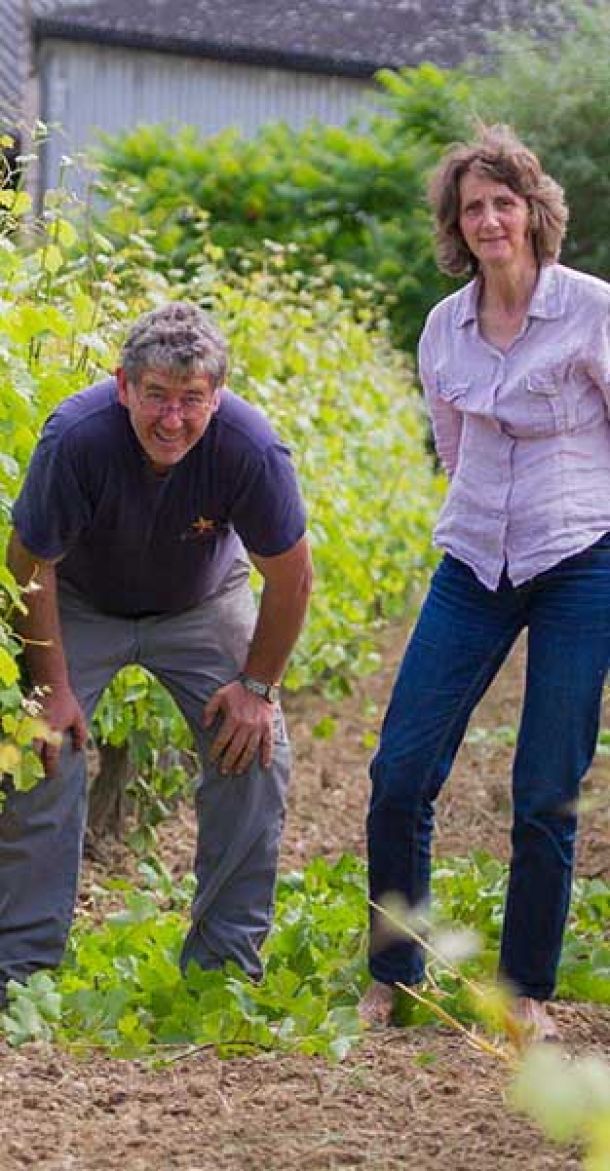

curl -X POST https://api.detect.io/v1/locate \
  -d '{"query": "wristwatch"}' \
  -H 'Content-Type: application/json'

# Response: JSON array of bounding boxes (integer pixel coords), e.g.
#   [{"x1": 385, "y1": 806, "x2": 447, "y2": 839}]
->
[{"x1": 238, "y1": 673, "x2": 281, "y2": 705}]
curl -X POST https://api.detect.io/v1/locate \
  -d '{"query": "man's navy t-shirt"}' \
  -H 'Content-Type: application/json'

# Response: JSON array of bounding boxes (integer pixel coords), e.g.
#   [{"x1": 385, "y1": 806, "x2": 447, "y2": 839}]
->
[{"x1": 12, "y1": 379, "x2": 306, "y2": 616}]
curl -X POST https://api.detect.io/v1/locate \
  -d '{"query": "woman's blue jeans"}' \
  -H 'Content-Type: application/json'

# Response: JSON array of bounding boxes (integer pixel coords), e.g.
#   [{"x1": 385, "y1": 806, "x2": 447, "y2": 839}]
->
[{"x1": 367, "y1": 538, "x2": 610, "y2": 998}]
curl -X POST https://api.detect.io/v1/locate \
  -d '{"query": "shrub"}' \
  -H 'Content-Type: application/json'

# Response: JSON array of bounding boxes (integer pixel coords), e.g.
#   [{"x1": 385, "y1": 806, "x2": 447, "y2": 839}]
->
[
  {"x1": 96, "y1": 63, "x2": 473, "y2": 351},
  {"x1": 97, "y1": 3, "x2": 610, "y2": 357}
]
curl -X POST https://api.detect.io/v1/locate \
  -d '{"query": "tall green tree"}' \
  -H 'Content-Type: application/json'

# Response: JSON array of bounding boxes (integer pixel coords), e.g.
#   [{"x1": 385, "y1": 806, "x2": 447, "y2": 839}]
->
[{"x1": 477, "y1": 0, "x2": 610, "y2": 277}]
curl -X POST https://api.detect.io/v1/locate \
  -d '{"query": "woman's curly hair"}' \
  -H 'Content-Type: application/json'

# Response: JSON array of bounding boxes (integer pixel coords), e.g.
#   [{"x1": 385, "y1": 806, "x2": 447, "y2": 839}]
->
[{"x1": 428, "y1": 124, "x2": 568, "y2": 277}]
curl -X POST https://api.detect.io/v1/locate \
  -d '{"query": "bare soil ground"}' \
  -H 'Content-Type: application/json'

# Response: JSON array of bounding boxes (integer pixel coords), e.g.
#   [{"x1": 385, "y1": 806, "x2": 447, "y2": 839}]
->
[{"x1": 1, "y1": 626, "x2": 609, "y2": 1171}]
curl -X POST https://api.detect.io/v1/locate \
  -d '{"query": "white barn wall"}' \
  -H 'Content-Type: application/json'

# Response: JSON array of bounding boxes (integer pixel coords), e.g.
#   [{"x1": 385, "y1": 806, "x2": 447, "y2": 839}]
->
[{"x1": 39, "y1": 39, "x2": 373, "y2": 193}]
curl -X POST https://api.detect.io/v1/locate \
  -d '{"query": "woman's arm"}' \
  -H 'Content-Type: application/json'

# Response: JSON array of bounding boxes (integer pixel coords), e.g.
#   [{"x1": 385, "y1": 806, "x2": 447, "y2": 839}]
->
[{"x1": 418, "y1": 332, "x2": 463, "y2": 478}]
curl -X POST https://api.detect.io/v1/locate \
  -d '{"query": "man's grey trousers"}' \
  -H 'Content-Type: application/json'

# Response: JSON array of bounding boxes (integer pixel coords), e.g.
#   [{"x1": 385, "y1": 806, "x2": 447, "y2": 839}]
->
[{"x1": 0, "y1": 560, "x2": 291, "y2": 993}]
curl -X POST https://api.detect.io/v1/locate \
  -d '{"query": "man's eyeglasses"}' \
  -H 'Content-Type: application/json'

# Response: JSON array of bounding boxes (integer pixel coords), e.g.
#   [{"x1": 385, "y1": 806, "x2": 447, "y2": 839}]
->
[{"x1": 134, "y1": 390, "x2": 217, "y2": 419}]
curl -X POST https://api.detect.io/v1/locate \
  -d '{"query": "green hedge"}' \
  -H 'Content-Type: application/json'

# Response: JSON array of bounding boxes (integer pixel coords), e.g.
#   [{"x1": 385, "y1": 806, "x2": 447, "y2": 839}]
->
[
  {"x1": 96, "y1": 63, "x2": 469, "y2": 352},
  {"x1": 97, "y1": 1, "x2": 610, "y2": 360}
]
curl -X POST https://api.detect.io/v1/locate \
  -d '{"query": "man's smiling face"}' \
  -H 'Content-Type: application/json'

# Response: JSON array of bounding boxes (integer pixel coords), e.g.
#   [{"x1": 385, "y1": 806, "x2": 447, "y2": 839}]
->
[{"x1": 116, "y1": 367, "x2": 220, "y2": 473}]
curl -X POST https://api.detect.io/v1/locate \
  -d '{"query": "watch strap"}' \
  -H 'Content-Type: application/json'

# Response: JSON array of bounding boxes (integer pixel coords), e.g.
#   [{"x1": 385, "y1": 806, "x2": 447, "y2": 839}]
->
[{"x1": 238, "y1": 673, "x2": 281, "y2": 704}]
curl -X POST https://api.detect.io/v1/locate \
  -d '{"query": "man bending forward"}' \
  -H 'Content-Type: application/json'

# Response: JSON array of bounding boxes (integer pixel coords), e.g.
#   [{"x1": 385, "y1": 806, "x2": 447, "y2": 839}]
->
[{"x1": 1, "y1": 301, "x2": 312, "y2": 1004}]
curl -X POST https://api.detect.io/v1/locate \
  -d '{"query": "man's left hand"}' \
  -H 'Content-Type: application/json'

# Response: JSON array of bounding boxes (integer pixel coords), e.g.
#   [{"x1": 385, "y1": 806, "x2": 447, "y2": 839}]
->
[{"x1": 203, "y1": 680, "x2": 275, "y2": 774}]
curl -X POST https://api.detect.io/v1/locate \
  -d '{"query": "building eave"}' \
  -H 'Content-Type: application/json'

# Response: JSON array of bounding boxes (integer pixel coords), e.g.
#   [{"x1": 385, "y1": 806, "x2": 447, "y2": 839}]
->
[{"x1": 32, "y1": 19, "x2": 389, "y2": 79}]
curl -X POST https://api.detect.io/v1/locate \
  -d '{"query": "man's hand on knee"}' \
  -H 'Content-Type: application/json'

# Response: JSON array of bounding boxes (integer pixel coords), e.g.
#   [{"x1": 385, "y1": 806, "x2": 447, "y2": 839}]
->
[{"x1": 203, "y1": 682, "x2": 275, "y2": 775}]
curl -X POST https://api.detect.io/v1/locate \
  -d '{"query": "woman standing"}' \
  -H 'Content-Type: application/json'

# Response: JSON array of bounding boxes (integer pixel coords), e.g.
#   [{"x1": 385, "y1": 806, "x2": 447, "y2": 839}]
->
[{"x1": 362, "y1": 125, "x2": 610, "y2": 1040}]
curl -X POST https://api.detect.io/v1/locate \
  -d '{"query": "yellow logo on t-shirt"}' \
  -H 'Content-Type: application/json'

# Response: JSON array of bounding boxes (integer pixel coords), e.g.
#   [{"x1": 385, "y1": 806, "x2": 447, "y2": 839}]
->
[
  {"x1": 192, "y1": 516, "x2": 216, "y2": 534},
  {"x1": 181, "y1": 516, "x2": 217, "y2": 540}
]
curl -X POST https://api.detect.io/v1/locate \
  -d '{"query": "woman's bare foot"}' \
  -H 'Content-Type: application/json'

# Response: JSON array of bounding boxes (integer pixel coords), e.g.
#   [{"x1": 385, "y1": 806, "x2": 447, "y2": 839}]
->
[
  {"x1": 513, "y1": 997, "x2": 560, "y2": 1043},
  {"x1": 358, "y1": 981, "x2": 395, "y2": 1027}
]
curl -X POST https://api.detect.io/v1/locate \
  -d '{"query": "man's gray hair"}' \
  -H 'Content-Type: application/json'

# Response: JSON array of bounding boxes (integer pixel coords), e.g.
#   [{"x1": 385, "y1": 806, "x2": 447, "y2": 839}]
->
[{"x1": 121, "y1": 302, "x2": 228, "y2": 386}]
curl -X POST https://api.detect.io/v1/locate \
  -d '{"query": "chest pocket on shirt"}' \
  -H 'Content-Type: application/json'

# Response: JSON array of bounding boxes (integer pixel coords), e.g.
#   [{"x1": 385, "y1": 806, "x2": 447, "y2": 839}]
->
[{"x1": 524, "y1": 364, "x2": 579, "y2": 434}]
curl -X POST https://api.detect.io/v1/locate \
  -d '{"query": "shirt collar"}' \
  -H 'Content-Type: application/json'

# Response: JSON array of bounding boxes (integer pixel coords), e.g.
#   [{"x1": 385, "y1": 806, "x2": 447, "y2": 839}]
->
[
  {"x1": 454, "y1": 279, "x2": 479, "y2": 327},
  {"x1": 527, "y1": 263, "x2": 565, "y2": 320},
  {"x1": 454, "y1": 263, "x2": 565, "y2": 329}
]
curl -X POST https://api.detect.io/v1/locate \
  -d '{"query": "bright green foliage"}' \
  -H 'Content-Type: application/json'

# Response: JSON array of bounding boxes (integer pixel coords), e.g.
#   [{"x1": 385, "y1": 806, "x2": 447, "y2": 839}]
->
[
  {"x1": 0, "y1": 601, "x2": 49, "y2": 798},
  {"x1": 0, "y1": 173, "x2": 441, "y2": 802},
  {"x1": 432, "y1": 854, "x2": 610, "y2": 1012},
  {"x1": 478, "y1": 1, "x2": 610, "y2": 280},
  {"x1": 206, "y1": 254, "x2": 443, "y2": 693},
  {"x1": 0, "y1": 196, "x2": 88, "y2": 794},
  {"x1": 1, "y1": 854, "x2": 366, "y2": 1058},
  {"x1": 96, "y1": 63, "x2": 472, "y2": 351},
  {"x1": 0, "y1": 174, "x2": 171, "y2": 795},
  {"x1": 389, "y1": 853, "x2": 610, "y2": 1032},
  {"x1": 511, "y1": 1046, "x2": 610, "y2": 1169},
  {"x1": 1, "y1": 853, "x2": 606, "y2": 1056},
  {"x1": 0, "y1": 571, "x2": 47, "y2": 802},
  {"x1": 557, "y1": 878, "x2": 610, "y2": 1004},
  {"x1": 94, "y1": 665, "x2": 197, "y2": 848},
  {"x1": 0, "y1": 970, "x2": 63, "y2": 1045}
]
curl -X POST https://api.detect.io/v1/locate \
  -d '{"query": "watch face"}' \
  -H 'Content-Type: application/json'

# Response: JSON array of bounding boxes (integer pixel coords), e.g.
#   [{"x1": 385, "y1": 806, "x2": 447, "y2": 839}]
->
[{"x1": 239, "y1": 674, "x2": 280, "y2": 703}]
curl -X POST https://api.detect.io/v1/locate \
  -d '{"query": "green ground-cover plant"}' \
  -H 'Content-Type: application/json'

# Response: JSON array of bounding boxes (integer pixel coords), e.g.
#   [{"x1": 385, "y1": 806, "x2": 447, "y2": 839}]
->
[
  {"x1": 0, "y1": 852, "x2": 606, "y2": 1056},
  {"x1": 3, "y1": 850, "x2": 607, "y2": 1163}
]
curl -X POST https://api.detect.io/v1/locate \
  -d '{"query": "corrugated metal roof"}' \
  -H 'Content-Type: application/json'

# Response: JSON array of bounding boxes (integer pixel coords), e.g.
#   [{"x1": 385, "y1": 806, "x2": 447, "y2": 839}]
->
[{"x1": 33, "y1": 0, "x2": 567, "y2": 76}]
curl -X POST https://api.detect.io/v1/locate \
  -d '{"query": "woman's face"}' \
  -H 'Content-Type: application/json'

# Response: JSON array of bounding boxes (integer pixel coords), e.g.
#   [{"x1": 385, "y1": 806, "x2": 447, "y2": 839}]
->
[{"x1": 458, "y1": 170, "x2": 534, "y2": 274}]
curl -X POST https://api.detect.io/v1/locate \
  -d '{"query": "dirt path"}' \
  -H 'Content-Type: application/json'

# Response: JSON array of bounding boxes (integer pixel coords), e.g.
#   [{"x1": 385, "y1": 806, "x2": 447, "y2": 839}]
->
[{"x1": 1, "y1": 625, "x2": 608, "y2": 1171}]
